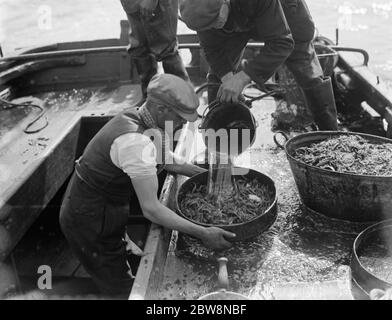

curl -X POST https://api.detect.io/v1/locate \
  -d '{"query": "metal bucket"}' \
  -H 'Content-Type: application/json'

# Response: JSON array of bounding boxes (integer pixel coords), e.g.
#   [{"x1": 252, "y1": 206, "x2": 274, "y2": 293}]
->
[
  {"x1": 198, "y1": 257, "x2": 252, "y2": 300},
  {"x1": 283, "y1": 131, "x2": 392, "y2": 222},
  {"x1": 350, "y1": 219, "x2": 392, "y2": 299},
  {"x1": 175, "y1": 167, "x2": 277, "y2": 241},
  {"x1": 199, "y1": 101, "x2": 256, "y2": 156}
]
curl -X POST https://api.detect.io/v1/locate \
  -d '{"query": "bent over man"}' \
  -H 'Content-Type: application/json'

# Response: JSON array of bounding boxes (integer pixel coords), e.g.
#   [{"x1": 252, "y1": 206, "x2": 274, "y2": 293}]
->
[
  {"x1": 180, "y1": 0, "x2": 338, "y2": 130},
  {"x1": 59, "y1": 74, "x2": 235, "y2": 298}
]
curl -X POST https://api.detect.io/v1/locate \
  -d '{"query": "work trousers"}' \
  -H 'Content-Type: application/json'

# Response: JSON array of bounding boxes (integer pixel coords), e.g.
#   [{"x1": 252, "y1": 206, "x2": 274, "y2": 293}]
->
[
  {"x1": 121, "y1": 0, "x2": 179, "y2": 61},
  {"x1": 59, "y1": 172, "x2": 133, "y2": 298}
]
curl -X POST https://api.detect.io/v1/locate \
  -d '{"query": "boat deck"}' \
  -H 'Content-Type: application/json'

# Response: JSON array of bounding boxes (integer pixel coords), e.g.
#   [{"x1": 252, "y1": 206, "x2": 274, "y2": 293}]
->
[
  {"x1": 157, "y1": 96, "x2": 370, "y2": 300},
  {"x1": 0, "y1": 82, "x2": 141, "y2": 256},
  {"x1": 0, "y1": 83, "x2": 149, "y2": 298}
]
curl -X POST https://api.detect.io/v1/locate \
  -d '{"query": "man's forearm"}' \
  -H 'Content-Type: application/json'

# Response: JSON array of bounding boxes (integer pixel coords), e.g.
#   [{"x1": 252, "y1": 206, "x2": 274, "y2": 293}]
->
[
  {"x1": 164, "y1": 152, "x2": 207, "y2": 177},
  {"x1": 144, "y1": 202, "x2": 207, "y2": 239}
]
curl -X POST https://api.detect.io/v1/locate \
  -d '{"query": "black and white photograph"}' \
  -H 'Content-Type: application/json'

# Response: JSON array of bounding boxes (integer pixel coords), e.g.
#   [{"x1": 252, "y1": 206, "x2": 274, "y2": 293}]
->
[{"x1": 0, "y1": 0, "x2": 391, "y2": 305}]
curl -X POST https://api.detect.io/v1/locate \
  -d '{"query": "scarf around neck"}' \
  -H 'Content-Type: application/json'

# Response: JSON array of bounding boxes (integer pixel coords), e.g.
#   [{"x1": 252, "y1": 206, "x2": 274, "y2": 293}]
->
[{"x1": 137, "y1": 104, "x2": 172, "y2": 171}]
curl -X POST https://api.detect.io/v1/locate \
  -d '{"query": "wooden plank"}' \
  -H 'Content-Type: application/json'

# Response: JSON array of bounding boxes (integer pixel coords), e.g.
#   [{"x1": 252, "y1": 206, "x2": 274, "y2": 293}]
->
[
  {"x1": 0, "y1": 113, "x2": 82, "y2": 260},
  {"x1": 0, "y1": 56, "x2": 86, "y2": 86}
]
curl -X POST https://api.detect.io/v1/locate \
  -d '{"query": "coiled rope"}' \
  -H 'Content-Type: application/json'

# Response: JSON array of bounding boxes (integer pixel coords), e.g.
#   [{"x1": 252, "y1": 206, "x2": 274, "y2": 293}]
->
[{"x1": 0, "y1": 97, "x2": 48, "y2": 134}]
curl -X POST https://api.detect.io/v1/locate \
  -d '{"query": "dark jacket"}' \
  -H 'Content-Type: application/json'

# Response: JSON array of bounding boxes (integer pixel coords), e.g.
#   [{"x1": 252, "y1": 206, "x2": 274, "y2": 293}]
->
[{"x1": 198, "y1": 0, "x2": 295, "y2": 86}]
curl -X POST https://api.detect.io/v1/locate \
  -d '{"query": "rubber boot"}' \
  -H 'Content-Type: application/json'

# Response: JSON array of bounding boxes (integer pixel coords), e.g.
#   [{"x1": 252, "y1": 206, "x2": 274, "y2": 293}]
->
[
  {"x1": 162, "y1": 52, "x2": 190, "y2": 82},
  {"x1": 303, "y1": 76, "x2": 338, "y2": 131},
  {"x1": 133, "y1": 55, "x2": 158, "y2": 106}
]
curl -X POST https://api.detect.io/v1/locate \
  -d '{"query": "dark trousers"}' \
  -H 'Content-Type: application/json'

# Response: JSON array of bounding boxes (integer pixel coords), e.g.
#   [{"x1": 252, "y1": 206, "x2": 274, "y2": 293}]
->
[
  {"x1": 207, "y1": 0, "x2": 323, "y2": 100},
  {"x1": 282, "y1": 0, "x2": 323, "y2": 88},
  {"x1": 59, "y1": 172, "x2": 132, "y2": 298},
  {"x1": 121, "y1": 0, "x2": 189, "y2": 88}
]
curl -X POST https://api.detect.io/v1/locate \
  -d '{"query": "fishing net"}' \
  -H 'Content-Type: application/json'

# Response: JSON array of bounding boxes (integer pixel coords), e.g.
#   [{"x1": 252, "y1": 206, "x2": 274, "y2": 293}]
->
[
  {"x1": 179, "y1": 177, "x2": 275, "y2": 225},
  {"x1": 293, "y1": 134, "x2": 392, "y2": 175}
]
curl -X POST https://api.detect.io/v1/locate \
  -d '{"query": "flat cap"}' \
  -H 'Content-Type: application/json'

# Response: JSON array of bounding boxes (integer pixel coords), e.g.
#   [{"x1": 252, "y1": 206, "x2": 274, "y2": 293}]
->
[
  {"x1": 147, "y1": 74, "x2": 199, "y2": 122},
  {"x1": 180, "y1": 0, "x2": 224, "y2": 31}
]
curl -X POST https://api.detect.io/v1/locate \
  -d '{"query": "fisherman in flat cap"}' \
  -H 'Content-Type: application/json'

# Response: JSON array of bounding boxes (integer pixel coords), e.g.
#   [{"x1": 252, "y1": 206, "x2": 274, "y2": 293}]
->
[
  {"x1": 59, "y1": 74, "x2": 236, "y2": 298},
  {"x1": 120, "y1": 0, "x2": 190, "y2": 106},
  {"x1": 180, "y1": 0, "x2": 338, "y2": 130}
]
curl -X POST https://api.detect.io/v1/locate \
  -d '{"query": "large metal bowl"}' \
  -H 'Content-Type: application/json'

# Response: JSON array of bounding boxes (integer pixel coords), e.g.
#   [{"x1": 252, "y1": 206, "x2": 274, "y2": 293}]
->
[
  {"x1": 284, "y1": 131, "x2": 392, "y2": 222},
  {"x1": 175, "y1": 167, "x2": 277, "y2": 241},
  {"x1": 350, "y1": 219, "x2": 392, "y2": 299}
]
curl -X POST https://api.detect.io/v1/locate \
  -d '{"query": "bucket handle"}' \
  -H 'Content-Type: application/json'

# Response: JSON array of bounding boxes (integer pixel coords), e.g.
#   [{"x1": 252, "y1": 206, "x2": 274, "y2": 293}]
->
[
  {"x1": 273, "y1": 131, "x2": 290, "y2": 149},
  {"x1": 217, "y1": 257, "x2": 229, "y2": 290},
  {"x1": 195, "y1": 83, "x2": 221, "y2": 129},
  {"x1": 196, "y1": 82, "x2": 278, "y2": 130},
  {"x1": 198, "y1": 100, "x2": 222, "y2": 130},
  {"x1": 243, "y1": 83, "x2": 285, "y2": 108}
]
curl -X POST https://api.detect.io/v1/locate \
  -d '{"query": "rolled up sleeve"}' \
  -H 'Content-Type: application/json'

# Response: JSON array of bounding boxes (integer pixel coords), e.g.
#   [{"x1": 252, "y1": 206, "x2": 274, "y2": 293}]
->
[{"x1": 110, "y1": 133, "x2": 157, "y2": 179}]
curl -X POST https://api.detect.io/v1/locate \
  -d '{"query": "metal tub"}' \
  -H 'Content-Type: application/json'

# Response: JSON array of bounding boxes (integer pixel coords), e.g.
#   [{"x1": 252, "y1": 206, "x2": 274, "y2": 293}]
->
[
  {"x1": 175, "y1": 167, "x2": 278, "y2": 241},
  {"x1": 284, "y1": 131, "x2": 392, "y2": 222}
]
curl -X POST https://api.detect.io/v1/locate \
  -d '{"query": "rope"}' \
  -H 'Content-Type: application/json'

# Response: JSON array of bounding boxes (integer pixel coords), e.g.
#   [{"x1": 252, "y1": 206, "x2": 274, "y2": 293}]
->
[{"x1": 0, "y1": 97, "x2": 48, "y2": 134}]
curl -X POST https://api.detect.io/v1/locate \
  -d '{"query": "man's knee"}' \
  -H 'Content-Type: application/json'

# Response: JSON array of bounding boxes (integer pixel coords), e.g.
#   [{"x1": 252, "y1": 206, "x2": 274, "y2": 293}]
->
[
  {"x1": 151, "y1": 40, "x2": 178, "y2": 62},
  {"x1": 286, "y1": 42, "x2": 324, "y2": 88}
]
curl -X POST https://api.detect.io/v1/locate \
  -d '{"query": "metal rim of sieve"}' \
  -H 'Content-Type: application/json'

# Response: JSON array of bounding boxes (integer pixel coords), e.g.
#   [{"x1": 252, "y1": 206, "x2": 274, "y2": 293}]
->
[
  {"x1": 350, "y1": 219, "x2": 392, "y2": 299},
  {"x1": 175, "y1": 167, "x2": 278, "y2": 229}
]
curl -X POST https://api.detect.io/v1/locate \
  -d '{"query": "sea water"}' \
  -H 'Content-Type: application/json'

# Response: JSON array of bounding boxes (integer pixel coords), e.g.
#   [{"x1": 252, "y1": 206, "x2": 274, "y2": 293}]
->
[{"x1": 0, "y1": 0, "x2": 391, "y2": 84}]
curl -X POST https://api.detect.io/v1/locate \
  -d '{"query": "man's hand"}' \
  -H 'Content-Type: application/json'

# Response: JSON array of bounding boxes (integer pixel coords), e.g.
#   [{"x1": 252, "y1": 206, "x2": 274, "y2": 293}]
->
[
  {"x1": 132, "y1": 176, "x2": 235, "y2": 250},
  {"x1": 139, "y1": 0, "x2": 159, "y2": 17},
  {"x1": 200, "y1": 227, "x2": 236, "y2": 250},
  {"x1": 217, "y1": 71, "x2": 251, "y2": 104}
]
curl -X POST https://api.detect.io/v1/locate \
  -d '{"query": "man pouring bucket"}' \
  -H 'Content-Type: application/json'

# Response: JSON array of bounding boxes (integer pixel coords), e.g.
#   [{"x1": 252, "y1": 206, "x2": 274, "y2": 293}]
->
[
  {"x1": 180, "y1": 0, "x2": 338, "y2": 131},
  {"x1": 59, "y1": 74, "x2": 236, "y2": 298}
]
